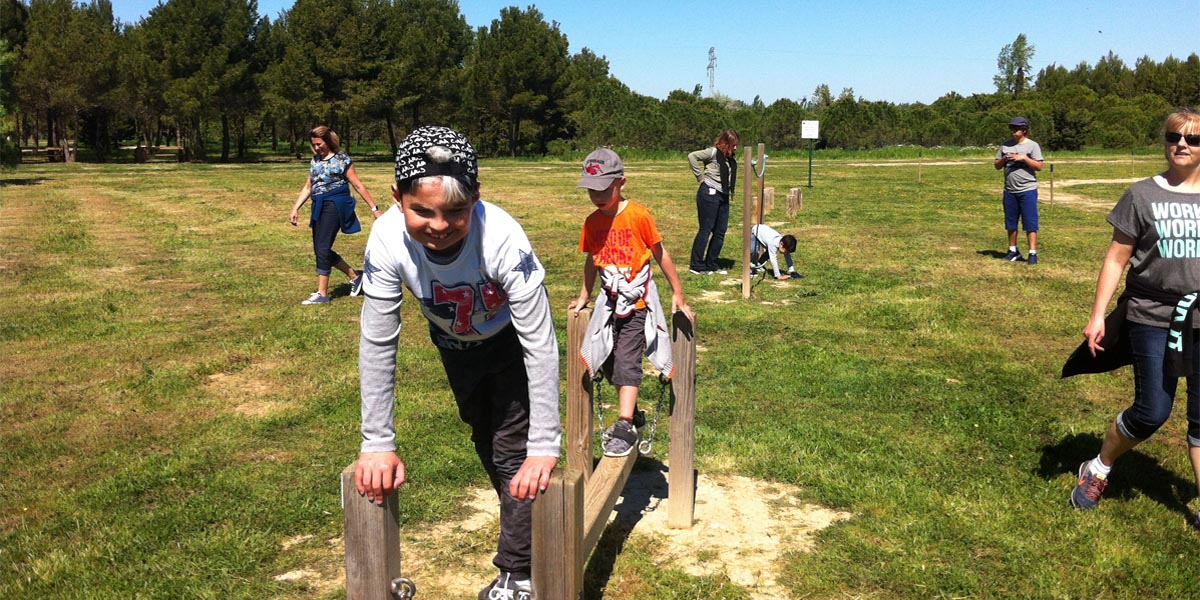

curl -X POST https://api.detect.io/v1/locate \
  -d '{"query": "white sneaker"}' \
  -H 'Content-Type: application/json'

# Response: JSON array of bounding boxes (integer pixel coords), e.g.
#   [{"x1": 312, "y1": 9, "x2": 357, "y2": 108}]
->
[{"x1": 300, "y1": 292, "x2": 330, "y2": 305}]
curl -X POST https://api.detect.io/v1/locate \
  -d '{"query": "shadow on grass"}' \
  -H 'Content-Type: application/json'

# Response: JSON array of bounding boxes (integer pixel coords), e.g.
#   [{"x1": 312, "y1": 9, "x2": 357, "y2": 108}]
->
[
  {"x1": 1037, "y1": 433, "x2": 1196, "y2": 521},
  {"x1": 583, "y1": 457, "x2": 670, "y2": 599},
  {"x1": 0, "y1": 177, "x2": 49, "y2": 187},
  {"x1": 329, "y1": 280, "x2": 357, "y2": 299},
  {"x1": 977, "y1": 249, "x2": 1022, "y2": 260}
]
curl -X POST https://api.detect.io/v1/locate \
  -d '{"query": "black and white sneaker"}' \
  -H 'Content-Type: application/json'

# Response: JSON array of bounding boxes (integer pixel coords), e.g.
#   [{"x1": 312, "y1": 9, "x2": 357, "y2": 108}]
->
[{"x1": 478, "y1": 571, "x2": 532, "y2": 600}]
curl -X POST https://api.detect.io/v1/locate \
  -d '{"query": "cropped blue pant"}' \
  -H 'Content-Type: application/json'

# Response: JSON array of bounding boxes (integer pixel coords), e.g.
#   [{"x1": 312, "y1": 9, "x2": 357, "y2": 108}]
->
[{"x1": 1119, "y1": 323, "x2": 1200, "y2": 447}]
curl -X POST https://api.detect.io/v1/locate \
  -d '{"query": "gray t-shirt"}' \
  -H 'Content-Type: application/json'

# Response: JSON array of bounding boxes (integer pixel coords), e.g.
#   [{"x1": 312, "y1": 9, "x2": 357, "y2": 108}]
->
[
  {"x1": 996, "y1": 139, "x2": 1043, "y2": 192},
  {"x1": 1108, "y1": 177, "x2": 1200, "y2": 327}
]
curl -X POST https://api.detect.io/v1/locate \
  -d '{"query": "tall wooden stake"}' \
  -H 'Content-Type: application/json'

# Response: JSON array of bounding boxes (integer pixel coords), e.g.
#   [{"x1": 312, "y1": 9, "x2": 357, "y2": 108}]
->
[
  {"x1": 566, "y1": 307, "x2": 594, "y2": 482},
  {"x1": 342, "y1": 465, "x2": 402, "y2": 600},
  {"x1": 532, "y1": 470, "x2": 584, "y2": 600},
  {"x1": 741, "y1": 145, "x2": 753, "y2": 299},
  {"x1": 668, "y1": 312, "x2": 697, "y2": 529}
]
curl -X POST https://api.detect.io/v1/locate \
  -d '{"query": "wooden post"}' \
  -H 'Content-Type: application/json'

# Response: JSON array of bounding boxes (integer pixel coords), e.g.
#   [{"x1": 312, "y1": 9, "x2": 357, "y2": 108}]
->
[
  {"x1": 342, "y1": 465, "x2": 402, "y2": 600},
  {"x1": 667, "y1": 312, "x2": 697, "y2": 529},
  {"x1": 1049, "y1": 163, "x2": 1055, "y2": 206},
  {"x1": 566, "y1": 307, "x2": 594, "y2": 481},
  {"x1": 756, "y1": 143, "x2": 766, "y2": 225},
  {"x1": 763, "y1": 187, "x2": 775, "y2": 217},
  {"x1": 532, "y1": 469, "x2": 585, "y2": 600},
  {"x1": 741, "y1": 145, "x2": 753, "y2": 299},
  {"x1": 787, "y1": 187, "x2": 803, "y2": 218}
]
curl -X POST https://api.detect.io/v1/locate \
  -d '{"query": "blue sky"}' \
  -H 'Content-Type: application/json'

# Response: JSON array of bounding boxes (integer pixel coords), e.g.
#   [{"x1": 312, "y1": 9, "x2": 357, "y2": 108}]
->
[{"x1": 113, "y1": 0, "x2": 1200, "y2": 105}]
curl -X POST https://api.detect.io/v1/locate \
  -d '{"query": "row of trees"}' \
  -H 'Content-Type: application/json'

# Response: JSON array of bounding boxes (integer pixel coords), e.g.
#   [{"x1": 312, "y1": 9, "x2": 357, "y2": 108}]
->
[{"x1": 2, "y1": 0, "x2": 1198, "y2": 163}]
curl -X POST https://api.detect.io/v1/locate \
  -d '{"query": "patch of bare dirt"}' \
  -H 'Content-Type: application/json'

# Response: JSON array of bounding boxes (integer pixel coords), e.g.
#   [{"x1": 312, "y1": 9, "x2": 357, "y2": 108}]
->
[
  {"x1": 203, "y1": 360, "x2": 294, "y2": 417},
  {"x1": 280, "y1": 469, "x2": 852, "y2": 598},
  {"x1": 698, "y1": 289, "x2": 736, "y2": 304},
  {"x1": 1043, "y1": 177, "x2": 1141, "y2": 210}
]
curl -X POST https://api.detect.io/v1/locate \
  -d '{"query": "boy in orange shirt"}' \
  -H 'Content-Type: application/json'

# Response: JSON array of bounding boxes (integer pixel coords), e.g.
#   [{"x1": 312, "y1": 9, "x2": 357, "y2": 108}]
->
[{"x1": 569, "y1": 148, "x2": 695, "y2": 457}]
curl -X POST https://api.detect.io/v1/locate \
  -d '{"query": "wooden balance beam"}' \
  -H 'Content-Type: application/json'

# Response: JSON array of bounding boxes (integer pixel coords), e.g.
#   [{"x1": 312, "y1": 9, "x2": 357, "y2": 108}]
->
[
  {"x1": 342, "y1": 307, "x2": 696, "y2": 599},
  {"x1": 533, "y1": 306, "x2": 697, "y2": 598}
]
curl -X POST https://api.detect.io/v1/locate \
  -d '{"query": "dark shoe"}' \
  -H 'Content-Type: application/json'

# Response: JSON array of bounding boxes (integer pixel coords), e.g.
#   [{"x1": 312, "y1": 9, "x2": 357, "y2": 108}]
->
[
  {"x1": 602, "y1": 419, "x2": 639, "y2": 457},
  {"x1": 478, "y1": 571, "x2": 531, "y2": 600},
  {"x1": 1070, "y1": 462, "x2": 1108, "y2": 510},
  {"x1": 1027, "y1": 253, "x2": 1038, "y2": 266},
  {"x1": 1004, "y1": 249, "x2": 1023, "y2": 262},
  {"x1": 350, "y1": 273, "x2": 364, "y2": 296}
]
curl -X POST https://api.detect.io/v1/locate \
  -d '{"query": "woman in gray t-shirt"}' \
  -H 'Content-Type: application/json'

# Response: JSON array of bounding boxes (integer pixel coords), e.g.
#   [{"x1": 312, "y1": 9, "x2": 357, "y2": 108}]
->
[{"x1": 1072, "y1": 108, "x2": 1200, "y2": 527}]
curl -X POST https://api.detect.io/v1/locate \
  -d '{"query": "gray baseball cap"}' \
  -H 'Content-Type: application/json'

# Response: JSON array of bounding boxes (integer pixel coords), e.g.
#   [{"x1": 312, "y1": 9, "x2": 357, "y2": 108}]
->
[{"x1": 577, "y1": 148, "x2": 624, "y2": 190}]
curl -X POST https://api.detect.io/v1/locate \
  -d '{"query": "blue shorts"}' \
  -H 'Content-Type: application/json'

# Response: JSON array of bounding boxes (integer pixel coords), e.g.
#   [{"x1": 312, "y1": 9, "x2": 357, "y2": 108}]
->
[{"x1": 1003, "y1": 189, "x2": 1039, "y2": 232}]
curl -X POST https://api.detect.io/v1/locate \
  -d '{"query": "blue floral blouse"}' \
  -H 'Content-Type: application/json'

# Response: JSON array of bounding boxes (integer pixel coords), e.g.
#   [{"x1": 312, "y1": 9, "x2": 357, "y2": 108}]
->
[{"x1": 309, "y1": 151, "x2": 353, "y2": 195}]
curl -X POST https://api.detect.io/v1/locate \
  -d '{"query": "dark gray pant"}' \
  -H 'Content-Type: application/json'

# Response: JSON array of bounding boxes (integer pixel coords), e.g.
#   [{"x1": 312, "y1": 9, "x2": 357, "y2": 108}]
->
[
  {"x1": 437, "y1": 325, "x2": 532, "y2": 575},
  {"x1": 311, "y1": 200, "x2": 344, "y2": 275},
  {"x1": 690, "y1": 183, "x2": 730, "y2": 271}
]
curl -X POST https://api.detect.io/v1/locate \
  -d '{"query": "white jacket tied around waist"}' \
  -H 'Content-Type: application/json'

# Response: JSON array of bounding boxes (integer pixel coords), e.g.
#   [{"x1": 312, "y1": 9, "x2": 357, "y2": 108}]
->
[{"x1": 580, "y1": 263, "x2": 674, "y2": 380}]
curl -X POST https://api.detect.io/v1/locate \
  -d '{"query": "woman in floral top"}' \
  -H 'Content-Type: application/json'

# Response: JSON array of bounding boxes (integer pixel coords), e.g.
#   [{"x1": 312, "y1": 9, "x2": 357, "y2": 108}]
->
[{"x1": 289, "y1": 126, "x2": 381, "y2": 304}]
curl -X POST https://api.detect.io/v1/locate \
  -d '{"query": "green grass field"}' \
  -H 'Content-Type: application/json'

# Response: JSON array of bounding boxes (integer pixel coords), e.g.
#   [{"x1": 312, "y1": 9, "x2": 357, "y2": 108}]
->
[{"x1": 2, "y1": 151, "x2": 1198, "y2": 599}]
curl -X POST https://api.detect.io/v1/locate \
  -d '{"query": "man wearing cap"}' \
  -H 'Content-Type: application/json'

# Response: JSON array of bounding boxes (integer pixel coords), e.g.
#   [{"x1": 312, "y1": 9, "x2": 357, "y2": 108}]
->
[
  {"x1": 995, "y1": 116, "x2": 1045, "y2": 264},
  {"x1": 354, "y1": 126, "x2": 560, "y2": 600}
]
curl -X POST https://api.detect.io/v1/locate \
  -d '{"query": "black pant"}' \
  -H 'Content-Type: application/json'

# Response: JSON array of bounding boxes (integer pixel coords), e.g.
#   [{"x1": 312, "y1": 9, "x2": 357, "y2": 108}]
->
[
  {"x1": 437, "y1": 326, "x2": 532, "y2": 575},
  {"x1": 311, "y1": 200, "x2": 344, "y2": 275},
  {"x1": 690, "y1": 183, "x2": 729, "y2": 271},
  {"x1": 752, "y1": 249, "x2": 768, "y2": 267}
]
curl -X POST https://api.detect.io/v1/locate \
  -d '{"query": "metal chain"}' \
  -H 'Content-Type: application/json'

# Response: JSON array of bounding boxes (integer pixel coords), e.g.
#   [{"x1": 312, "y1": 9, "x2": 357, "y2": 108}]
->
[
  {"x1": 390, "y1": 577, "x2": 417, "y2": 599},
  {"x1": 593, "y1": 374, "x2": 608, "y2": 445},
  {"x1": 638, "y1": 374, "x2": 670, "y2": 455}
]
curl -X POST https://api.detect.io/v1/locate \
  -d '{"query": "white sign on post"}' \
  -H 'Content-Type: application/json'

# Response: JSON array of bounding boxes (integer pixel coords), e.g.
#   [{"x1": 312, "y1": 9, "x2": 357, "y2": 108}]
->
[{"x1": 801, "y1": 120, "x2": 820, "y2": 140}]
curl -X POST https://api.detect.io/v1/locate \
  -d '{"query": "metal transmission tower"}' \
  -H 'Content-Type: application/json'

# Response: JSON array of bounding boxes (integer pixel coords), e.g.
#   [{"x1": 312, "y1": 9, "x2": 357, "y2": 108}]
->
[{"x1": 707, "y1": 47, "x2": 717, "y2": 96}]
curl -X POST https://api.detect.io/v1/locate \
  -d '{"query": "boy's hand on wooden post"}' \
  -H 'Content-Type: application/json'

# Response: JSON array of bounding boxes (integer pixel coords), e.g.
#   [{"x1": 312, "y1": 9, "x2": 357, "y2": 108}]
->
[
  {"x1": 510, "y1": 456, "x2": 557, "y2": 502},
  {"x1": 568, "y1": 295, "x2": 589, "y2": 316},
  {"x1": 355, "y1": 451, "x2": 406, "y2": 505},
  {"x1": 672, "y1": 295, "x2": 694, "y2": 323}
]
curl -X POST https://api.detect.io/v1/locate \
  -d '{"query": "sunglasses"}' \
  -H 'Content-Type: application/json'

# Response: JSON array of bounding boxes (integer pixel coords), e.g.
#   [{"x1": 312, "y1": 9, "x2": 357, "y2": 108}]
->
[{"x1": 1165, "y1": 131, "x2": 1200, "y2": 147}]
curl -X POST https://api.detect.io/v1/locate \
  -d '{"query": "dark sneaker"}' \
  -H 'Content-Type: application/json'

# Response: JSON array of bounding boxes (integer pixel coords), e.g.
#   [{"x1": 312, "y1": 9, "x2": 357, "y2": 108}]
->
[
  {"x1": 1070, "y1": 462, "x2": 1108, "y2": 510},
  {"x1": 301, "y1": 292, "x2": 331, "y2": 305},
  {"x1": 787, "y1": 270, "x2": 804, "y2": 279},
  {"x1": 478, "y1": 571, "x2": 531, "y2": 600},
  {"x1": 1004, "y1": 249, "x2": 1023, "y2": 261},
  {"x1": 350, "y1": 274, "x2": 364, "y2": 296},
  {"x1": 602, "y1": 419, "x2": 639, "y2": 457},
  {"x1": 1027, "y1": 253, "x2": 1038, "y2": 266}
]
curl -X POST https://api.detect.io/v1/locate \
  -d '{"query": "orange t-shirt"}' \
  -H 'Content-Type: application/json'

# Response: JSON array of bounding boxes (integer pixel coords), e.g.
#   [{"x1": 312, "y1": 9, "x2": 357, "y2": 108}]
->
[{"x1": 579, "y1": 201, "x2": 662, "y2": 307}]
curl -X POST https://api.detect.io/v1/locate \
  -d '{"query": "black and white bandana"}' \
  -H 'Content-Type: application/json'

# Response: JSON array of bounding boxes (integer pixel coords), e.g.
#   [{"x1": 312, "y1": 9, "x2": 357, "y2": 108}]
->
[{"x1": 394, "y1": 125, "x2": 478, "y2": 187}]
